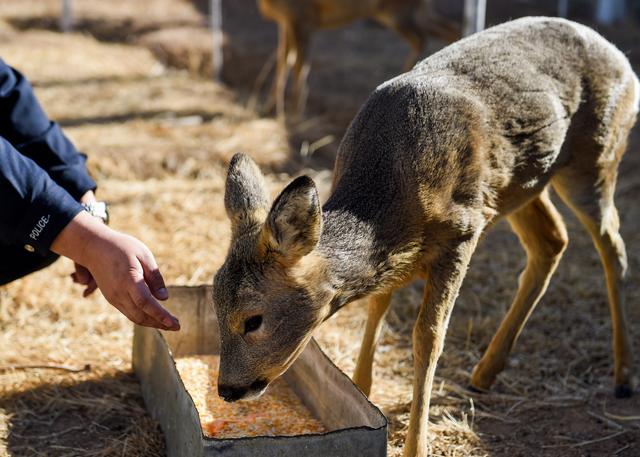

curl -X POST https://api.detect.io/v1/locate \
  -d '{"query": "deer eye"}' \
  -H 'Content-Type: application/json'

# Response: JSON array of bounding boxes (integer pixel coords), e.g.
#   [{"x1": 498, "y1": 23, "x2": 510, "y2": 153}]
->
[{"x1": 244, "y1": 315, "x2": 263, "y2": 334}]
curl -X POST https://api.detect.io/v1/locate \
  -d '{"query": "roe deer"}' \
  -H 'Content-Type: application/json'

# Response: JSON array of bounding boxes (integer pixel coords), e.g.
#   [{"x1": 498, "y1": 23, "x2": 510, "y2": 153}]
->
[
  {"x1": 213, "y1": 17, "x2": 638, "y2": 456},
  {"x1": 257, "y1": 0, "x2": 460, "y2": 117}
]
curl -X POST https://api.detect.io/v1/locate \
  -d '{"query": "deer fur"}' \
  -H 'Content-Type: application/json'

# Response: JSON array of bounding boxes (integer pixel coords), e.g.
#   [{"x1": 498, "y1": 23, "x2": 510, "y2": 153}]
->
[
  {"x1": 213, "y1": 17, "x2": 638, "y2": 456},
  {"x1": 257, "y1": 0, "x2": 460, "y2": 117}
]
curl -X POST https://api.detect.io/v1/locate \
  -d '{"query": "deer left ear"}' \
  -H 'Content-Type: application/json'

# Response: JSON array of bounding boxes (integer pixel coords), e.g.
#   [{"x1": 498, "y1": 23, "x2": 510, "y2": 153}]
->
[
  {"x1": 224, "y1": 153, "x2": 270, "y2": 237},
  {"x1": 262, "y1": 176, "x2": 322, "y2": 264}
]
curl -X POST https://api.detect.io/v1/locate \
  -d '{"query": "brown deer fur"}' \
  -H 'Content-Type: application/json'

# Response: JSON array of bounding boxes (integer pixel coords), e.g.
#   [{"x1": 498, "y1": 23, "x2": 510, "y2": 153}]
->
[
  {"x1": 213, "y1": 17, "x2": 639, "y2": 456},
  {"x1": 257, "y1": 0, "x2": 460, "y2": 117}
]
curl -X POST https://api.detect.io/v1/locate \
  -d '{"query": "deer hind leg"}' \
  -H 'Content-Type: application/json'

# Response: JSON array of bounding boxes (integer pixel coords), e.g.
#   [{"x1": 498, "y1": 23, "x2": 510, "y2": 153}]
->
[
  {"x1": 405, "y1": 233, "x2": 480, "y2": 457},
  {"x1": 353, "y1": 292, "x2": 392, "y2": 396},
  {"x1": 551, "y1": 74, "x2": 636, "y2": 398},
  {"x1": 470, "y1": 189, "x2": 568, "y2": 391},
  {"x1": 553, "y1": 172, "x2": 633, "y2": 397},
  {"x1": 555, "y1": 165, "x2": 634, "y2": 399}
]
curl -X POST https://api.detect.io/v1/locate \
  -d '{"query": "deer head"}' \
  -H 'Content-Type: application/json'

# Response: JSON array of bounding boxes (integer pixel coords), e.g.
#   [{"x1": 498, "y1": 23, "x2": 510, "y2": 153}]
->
[{"x1": 213, "y1": 153, "x2": 334, "y2": 401}]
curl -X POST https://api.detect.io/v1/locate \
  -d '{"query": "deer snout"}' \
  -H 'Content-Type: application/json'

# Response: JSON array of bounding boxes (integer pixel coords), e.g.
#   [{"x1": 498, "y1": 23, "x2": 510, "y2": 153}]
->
[
  {"x1": 218, "y1": 384, "x2": 247, "y2": 402},
  {"x1": 218, "y1": 379, "x2": 268, "y2": 402}
]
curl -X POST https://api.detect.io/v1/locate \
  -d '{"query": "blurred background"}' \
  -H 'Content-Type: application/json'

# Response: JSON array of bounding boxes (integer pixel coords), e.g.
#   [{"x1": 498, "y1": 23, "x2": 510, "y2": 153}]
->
[{"x1": 0, "y1": 1, "x2": 639, "y2": 456}]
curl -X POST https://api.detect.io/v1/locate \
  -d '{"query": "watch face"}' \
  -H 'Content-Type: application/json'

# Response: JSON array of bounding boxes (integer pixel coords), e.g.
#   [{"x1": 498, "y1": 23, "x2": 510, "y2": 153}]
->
[{"x1": 84, "y1": 202, "x2": 109, "y2": 224}]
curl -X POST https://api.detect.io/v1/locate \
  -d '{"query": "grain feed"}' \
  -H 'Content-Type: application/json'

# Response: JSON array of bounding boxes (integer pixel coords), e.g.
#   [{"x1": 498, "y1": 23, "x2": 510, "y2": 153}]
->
[{"x1": 174, "y1": 355, "x2": 326, "y2": 438}]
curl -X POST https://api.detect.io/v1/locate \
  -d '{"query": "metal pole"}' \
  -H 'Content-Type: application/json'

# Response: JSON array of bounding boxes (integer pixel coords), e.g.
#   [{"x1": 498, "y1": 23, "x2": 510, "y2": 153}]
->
[
  {"x1": 210, "y1": 0, "x2": 223, "y2": 82},
  {"x1": 595, "y1": 0, "x2": 626, "y2": 25},
  {"x1": 558, "y1": 0, "x2": 569, "y2": 18},
  {"x1": 60, "y1": 0, "x2": 73, "y2": 33},
  {"x1": 463, "y1": 0, "x2": 487, "y2": 36}
]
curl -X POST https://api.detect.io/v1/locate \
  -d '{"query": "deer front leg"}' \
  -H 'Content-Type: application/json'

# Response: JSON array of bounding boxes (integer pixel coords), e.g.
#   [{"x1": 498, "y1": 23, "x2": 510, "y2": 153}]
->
[
  {"x1": 470, "y1": 191, "x2": 568, "y2": 391},
  {"x1": 404, "y1": 234, "x2": 480, "y2": 457},
  {"x1": 353, "y1": 292, "x2": 392, "y2": 396}
]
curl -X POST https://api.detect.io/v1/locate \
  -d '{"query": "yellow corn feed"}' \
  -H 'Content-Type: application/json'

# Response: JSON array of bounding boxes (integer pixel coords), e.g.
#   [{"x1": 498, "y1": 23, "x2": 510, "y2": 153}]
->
[{"x1": 175, "y1": 355, "x2": 326, "y2": 438}]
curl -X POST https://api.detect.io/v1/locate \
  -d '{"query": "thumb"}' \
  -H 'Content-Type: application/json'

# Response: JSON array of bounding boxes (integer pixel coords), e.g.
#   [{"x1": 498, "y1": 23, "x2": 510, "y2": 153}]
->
[
  {"x1": 73, "y1": 264, "x2": 92, "y2": 285},
  {"x1": 138, "y1": 250, "x2": 169, "y2": 301}
]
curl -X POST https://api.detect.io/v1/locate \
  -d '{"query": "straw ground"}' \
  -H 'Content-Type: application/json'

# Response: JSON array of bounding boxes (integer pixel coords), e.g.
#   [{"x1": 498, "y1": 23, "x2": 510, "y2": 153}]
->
[{"x1": 1, "y1": 1, "x2": 639, "y2": 456}]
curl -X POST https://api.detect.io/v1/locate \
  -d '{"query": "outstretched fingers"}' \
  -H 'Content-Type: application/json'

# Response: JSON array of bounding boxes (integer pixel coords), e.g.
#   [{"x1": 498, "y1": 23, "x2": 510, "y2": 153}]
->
[
  {"x1": 138, "y1": 252, "x2": 169, "y2": 301},
  {"x1": 72, "y1": 264, "x2": 99, "y2": 297},
  {"x1": 83, "y1": 279, "x2": 98, "y2": 297},
  {"x1": 128, "y1": 280, "x2": 180, "y2": 331}
]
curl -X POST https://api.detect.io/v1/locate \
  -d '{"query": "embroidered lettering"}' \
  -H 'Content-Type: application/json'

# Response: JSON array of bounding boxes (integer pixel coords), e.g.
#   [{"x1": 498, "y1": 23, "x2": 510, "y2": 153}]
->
[{"x1": 29, "y1": 215, "x2": 51, "y2": 240}]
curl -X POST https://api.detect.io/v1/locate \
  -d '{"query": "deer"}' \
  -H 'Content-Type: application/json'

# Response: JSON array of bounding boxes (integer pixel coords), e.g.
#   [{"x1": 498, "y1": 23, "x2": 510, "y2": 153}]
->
[
  {"x1": 256, "y1": 0, "x2": 460, "y2": 117},
  {"x1": 213, "y1": 17, "x2": 638, "y2": 456}
]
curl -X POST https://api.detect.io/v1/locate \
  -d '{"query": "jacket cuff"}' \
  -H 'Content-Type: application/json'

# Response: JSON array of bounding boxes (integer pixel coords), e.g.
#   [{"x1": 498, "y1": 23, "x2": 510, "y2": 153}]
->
[
  {"x1": 15, "y1": 183, "x2": 84, "y2": 255},
  {"x1": 50, "y1": 153, "x2": 97, "y2": 200}
]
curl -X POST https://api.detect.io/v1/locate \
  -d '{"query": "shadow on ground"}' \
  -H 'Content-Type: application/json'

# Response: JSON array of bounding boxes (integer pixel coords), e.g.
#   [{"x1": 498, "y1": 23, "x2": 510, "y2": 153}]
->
[{"x1": 0, "y1": 370, "x2": 164, "y2": 457}]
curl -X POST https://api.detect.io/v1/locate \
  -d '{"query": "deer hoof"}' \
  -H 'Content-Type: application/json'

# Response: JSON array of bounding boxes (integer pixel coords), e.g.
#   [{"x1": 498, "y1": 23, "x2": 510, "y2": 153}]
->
[
  {"x1": 614, "y1": 384, "x2": 633, "y2": 398},
  {"x1": 466, "y1": 384, "x2": 487, "y2": 394}
]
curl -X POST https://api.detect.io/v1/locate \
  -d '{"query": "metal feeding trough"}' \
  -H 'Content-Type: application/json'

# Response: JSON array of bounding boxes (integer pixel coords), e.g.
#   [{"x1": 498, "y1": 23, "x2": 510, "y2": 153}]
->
[{"x1": 132, "y1": 285, "x2": 388, "y2": 457}]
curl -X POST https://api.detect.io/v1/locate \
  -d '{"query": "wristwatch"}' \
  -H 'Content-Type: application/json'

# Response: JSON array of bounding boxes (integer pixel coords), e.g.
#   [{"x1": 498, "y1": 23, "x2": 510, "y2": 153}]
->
[{"x1": 83, "y1": 201, "x2": 109, "y2": 225}]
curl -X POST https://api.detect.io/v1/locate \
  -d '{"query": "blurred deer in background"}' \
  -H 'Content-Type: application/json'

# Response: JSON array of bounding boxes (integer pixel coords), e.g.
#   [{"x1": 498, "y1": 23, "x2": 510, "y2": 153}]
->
[
  {"x1": 257, "y1": 0, "x2": 460, "y2": 118},
  {"x1": 213, "y1": 17, "x2": 638, "y2": 456}
]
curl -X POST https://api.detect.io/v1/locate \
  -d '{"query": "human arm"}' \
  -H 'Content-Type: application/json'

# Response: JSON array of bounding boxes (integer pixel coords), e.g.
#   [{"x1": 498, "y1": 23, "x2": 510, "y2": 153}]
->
[
  {"x1": 0, "y1": 135, "x2": 82, "y2": 252},
  {"x1": 0, "y1": 137, "x2": 179, "y2": 330},
  {"x1": 51, "y1": 212, "x2": 180, "y2": 331},
  {"x1": 0, "y1": 58, "x2": 96, "y2": 200}
]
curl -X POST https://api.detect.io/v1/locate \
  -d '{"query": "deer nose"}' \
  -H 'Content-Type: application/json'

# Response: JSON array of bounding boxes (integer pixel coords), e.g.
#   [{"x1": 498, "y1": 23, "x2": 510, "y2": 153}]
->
[{"x1": 218, "y1": 384, "x2": 247, "y2": 402}]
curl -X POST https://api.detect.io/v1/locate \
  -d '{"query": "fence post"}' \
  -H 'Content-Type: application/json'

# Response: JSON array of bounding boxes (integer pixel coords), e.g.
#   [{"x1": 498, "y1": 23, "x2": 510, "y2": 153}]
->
[
  {"x1": 60, "y1": 0, "x2": 73, "y2": 33},
  {"x1": 210, "y1": 0, "x2": 223, "y2": 82},
  {"x1": 594, "y1": 0, "x2": 626, "y2": 25},
  {"x1": 463, "y1": 0, "x2": 487, "y2": 36},
  {"x1": 557, "y1": 0, "x2": 569, "y2": 17}
]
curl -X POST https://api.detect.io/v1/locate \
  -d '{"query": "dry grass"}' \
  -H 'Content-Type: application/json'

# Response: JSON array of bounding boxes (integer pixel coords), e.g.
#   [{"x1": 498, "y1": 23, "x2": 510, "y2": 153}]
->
[
  {"x1": 1, "y1": 0, "x2": 204, "y2": 40},
  {"x1": 1, "y1": 1, "x2": 639, "y2": 456}
]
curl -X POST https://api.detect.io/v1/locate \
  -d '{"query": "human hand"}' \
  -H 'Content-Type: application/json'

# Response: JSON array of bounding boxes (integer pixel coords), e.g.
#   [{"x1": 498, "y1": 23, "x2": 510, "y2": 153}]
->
[
  {"x1": 52, "y1": 212, "x2": 180, "y2": 331},
  {"x1": 72, "y1": 262, "x2": 98, "y2": 297}
]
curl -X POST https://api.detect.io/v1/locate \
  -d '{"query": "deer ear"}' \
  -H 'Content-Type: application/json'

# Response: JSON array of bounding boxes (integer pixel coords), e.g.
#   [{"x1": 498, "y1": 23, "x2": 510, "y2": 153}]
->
[
  {"x1": 263, "y1": 176, "x2": 322, "y2": 264},
  {"x1": 224, "y1": 153, "x2": 270, "y2": 236}
]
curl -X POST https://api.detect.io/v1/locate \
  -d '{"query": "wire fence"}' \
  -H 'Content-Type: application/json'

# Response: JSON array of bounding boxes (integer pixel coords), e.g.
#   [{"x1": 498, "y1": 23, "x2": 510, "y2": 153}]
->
[{"x1": 56, "y1": 0, "x2": 637, "y2": 80}]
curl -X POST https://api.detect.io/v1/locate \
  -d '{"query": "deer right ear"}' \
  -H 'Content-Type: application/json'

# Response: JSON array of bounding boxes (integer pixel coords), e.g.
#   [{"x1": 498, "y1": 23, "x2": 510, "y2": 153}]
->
[
  {"x1": 224, "y1": 153, "x2": 270, "y2": 236},
  {"x1": 261, "y1": 176, "x2": 322, "y2": 265}
]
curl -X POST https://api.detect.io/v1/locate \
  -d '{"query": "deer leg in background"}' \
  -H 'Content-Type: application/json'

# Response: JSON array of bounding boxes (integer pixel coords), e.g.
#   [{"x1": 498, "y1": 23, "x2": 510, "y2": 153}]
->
[
  {"x1": 422, "y1": 13, "x2": 462, "y2": 45},
  {"x1": 385, "y1": 13, "x2": 426, "y2": 72},
  {"x1": 405, "y1": 232, "x2": 480, "y2": 457},
  {"x1": 272, "y1": 20, "x2": 294, "y2": 119},
  {"x1": 470, "y1": 189, "x2": 568, "y2": 391},
  {"x1": 353, "y1": 292, "x2": 393, "y2": 396},
  {"x1": 289, "y1": 24, "x2": 311, "y2": 120},
  {"x1": 248, "y1": 50, "x2": 276, "y2": 113}
]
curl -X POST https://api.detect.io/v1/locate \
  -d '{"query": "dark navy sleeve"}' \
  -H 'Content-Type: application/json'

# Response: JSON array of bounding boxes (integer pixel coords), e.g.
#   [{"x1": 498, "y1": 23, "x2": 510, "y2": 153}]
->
[
  {"x1": 0, "y1": 136, "x2": 83, "y2": 255},
  {"x1": 0, "y1": 58, "x2": 96, "y2": 200}
]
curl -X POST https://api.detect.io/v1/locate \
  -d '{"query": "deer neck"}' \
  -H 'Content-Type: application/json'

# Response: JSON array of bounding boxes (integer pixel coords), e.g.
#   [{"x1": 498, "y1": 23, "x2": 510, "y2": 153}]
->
[{"x1": 317, "y1": 206, "x2": 421, "y2": 316}]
